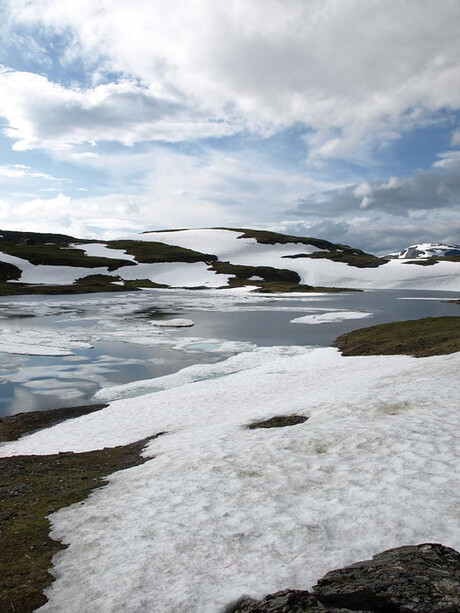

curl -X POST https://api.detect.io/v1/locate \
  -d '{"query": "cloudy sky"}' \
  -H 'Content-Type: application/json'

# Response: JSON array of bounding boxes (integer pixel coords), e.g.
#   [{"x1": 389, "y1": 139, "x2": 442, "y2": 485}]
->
[{"x1": 0, "y1": 0, "x2": 459, "y2": 253}]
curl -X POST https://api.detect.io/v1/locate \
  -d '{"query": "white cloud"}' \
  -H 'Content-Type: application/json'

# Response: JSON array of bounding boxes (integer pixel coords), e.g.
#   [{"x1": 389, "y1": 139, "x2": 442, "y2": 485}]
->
[
  {"x1": 2, "y1": 0, "x2": 460, "y2": 160},
  {"x1": 0, "y1": 68, "x2": 242, "y2": 150},
  {"x1": 0, "y1": 163, "x2": 62, "y2": 181},
  {"x1": 0, "y1": 145, "x2": 344, "y2": 238}
]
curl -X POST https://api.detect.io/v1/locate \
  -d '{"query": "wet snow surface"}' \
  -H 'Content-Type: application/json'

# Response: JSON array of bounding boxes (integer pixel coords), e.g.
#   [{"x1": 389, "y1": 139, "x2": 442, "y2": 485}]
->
[
  {"x1": 1, "y1": 347, "x2": 459, "y2": 613},
  {"x1": 0, "y1": 287, "x2": 459, "y2": 612}
]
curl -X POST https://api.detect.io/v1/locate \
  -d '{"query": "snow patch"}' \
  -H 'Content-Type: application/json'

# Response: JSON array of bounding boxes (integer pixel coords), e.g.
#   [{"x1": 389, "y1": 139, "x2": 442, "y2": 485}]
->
[
  {"x1": 291, "y1": 311, "x2": 372, "y2": 325},
  {"x1": 150, "y1": 318, "x2": 194, "y2": 328}
]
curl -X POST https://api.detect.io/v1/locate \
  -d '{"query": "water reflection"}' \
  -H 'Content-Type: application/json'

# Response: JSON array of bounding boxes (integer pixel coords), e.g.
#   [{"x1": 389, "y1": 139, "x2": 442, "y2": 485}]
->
[{"x1": 0, "y1": 288, "x2": 458, "y2": 416}]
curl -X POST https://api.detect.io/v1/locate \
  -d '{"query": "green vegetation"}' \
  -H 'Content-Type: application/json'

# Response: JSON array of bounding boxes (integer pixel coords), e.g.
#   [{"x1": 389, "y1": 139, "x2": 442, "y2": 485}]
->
[
  {"x1": 214, "y1": 227, "x2": 387, "y2": 268},
  {"x1": 0, "y1": 276, "x2": 133, "y2": 296},
  {"x1": 211, "y1": 261, "x2": 300, "y2": 283},
  {"x1": 0, "y1": 405, "x2": 107, "y2": 443},
  {"x1": 287, "y1": 250, "x2": 387, "y2": 268},
  {"x1": 334, "y1": 316, "x2": 460, "y2": 357},
  {"x1": 247, "y1": 415, "x2": 308, "y2": 429},
  {"x1": 252, "y1": 282, "x2": 357, "y2": 293},
  {"x1": 211, "y1": 262, "x2": 358, "y2": 292},
  {"x1": 109, "y1": 240, "x2": 218, "y2": 264},
  {"x1": 221, "y1": 227, "x2": 342, "y2": 250},
  {"x1": 0, "y1": 261, "x2": 22, "y2": 282},
  {"x1": 0, "y1": 435, "x2": 161, "y2": 613},
  {"x1": 403, "y1": 255, "x2": 460, "y2": 266},
  {"x1": 0, "y1": 230, "x2": 79, "y2": 246},
  {"x1": 0, "y1": 241, "x2": 134, "y2": 270}
]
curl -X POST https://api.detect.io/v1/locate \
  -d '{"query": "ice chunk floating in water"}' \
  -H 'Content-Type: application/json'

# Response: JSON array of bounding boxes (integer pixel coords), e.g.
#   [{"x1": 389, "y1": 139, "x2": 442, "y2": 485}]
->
[
  {"x1": 290, "y1": 310, "x2": 373, "y2": 325},
  {"x1": 150, "y1": 318, "x2": 194, "y2": 327}
]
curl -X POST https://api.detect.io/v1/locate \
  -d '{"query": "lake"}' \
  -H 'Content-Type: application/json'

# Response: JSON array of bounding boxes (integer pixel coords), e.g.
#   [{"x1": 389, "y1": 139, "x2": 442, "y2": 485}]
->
[{"x1": 0, "y1": 288, "x2": 458, "y2": 417}]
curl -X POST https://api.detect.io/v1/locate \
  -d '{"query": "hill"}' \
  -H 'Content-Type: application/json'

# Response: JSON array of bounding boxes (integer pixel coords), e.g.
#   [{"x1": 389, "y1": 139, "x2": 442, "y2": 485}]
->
[{"x1": 0, "y1": 228, "x2": 459, "y2": 294}]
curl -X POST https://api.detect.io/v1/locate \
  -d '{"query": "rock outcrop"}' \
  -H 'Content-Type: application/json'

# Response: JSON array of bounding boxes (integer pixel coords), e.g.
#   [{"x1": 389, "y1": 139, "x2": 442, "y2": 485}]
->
[{"x1": 228, "y1": 543, "x2": 460, "y2": 613}]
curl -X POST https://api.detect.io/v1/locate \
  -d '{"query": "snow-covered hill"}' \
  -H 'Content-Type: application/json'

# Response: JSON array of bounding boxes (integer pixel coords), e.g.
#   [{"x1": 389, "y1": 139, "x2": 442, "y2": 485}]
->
[
  {"x1": 1, "y1": 228, "x2": 460, "y2": 292},
  {"x1": 386, "y1": 242, "x2": 460, "y2": 259}
]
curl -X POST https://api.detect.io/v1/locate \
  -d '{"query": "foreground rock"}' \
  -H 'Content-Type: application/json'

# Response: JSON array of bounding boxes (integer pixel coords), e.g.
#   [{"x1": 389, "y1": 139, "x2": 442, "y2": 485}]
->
[{"x1": 230, "y1": 543, "x2": 460, "y2": 612}]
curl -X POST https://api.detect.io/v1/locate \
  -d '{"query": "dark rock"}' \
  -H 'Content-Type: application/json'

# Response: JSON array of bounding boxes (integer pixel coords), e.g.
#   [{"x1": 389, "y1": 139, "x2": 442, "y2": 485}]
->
[
  {"x1": 227, "y1": 589, "x2": 372, "y2": 612},
  {"x1": 314, "y1": 543, "x2": 460, "y2": 613},
  {"x1": 228, "y1": 544, "x2": 460, "y2": 613}
]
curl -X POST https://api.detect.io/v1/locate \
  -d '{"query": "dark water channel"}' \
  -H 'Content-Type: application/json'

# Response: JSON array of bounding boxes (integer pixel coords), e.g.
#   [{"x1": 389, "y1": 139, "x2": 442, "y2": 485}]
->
[{"x1": 0, "y1": 288, "x2": 458, "y2": 417}]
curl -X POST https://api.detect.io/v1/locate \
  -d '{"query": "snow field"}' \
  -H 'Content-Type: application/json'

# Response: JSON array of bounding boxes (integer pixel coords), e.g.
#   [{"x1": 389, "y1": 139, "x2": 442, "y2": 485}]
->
[
  {"x1": 1, "y1": 347, "x2": 459, "y2": 612},
  {"x1": 141, "y1": 229, "x2": 460, "y2": 291},
  {"x1": 4, "y1": 229, "x2": 460, "y2": 290}
]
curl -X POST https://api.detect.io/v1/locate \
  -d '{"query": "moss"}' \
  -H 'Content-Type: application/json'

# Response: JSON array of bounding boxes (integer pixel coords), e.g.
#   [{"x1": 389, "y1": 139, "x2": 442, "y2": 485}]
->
[
  {"x1": 334, "y1": 316, "x2": 460, "y2": 357},
  {"x1": 247, "y1": 415, "x2": 308, "y2": 429},
  {"x1": 108, "y1": 240, "x2": 218, "y2": 264},
  {"x1": 0, "y1": 229, "x2": 79, "y2": 246},
  {"x1": 0, "y1": 404, "x2": 108, "y2": 443},
  {"x1": 211, "y1": 261, "x2": 301, "y2": 284},
  {"x1": 253, "y1": 282, "x2": 358, "y2": 293},
  {"x1": 0, "y1": 280, "x2": 135, "y2": 296},
  {"x1": 0, "y1": 241, "x2": 135, "y2": 271},
  {"x1": 0, "y1": 435, "x2": 162, "y2": 613},
  {"x1": 403, "y1": 256, "x2": 460, "y2": 266},
  {"x1": 215, "y1": 227, "x2": 342, "y2": 251},
  {"x1": 286, "y1": 251, "x2": 387, "y2": 268},
  {"x1": 0, "y1": 261, "x2": 22, "y2": 282}
]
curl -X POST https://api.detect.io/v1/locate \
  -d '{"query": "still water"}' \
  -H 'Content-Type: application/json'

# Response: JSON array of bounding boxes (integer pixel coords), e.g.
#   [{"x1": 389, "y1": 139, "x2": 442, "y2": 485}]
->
[{"x1": 0, "y1": 288, "x2": 458, "y2": 417}]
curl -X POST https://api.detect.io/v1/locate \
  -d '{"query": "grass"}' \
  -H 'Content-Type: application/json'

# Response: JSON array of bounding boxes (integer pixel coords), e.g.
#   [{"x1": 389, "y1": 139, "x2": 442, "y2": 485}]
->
[
  {"x1": 0, "y1": 241, "x2": 135, "y2": 270},
  {"x1": 0, "y1": 404, "x2": 108, "y2": 443},
  {"x1": 0, "y1": 261, "x2": 22, "y2": 282},
  {"x1": 0, "y1": 275, "x2": 169, "y2": 296},
  {"x1": 252, "y1": 282, "x2": 358, "y2": 293},
  {"x1": 0, "y1": 437, "x2": 161, "y2": 612},
  {"x1": 211, "y1": 261, "x2": 301, "y2": 284},
  {"x1": 403, "y1": 256, "x2": 460, "y2": 266},
  {"x1": 334, "y1": 316, "x2": 460, "y2": 357},
  {"x1": 247, "y1": 415, "x2": 308, "y2": 429},
  {"x1": 212, "y1": 262, "x2": 359, "y2": 292},
  {"x1": 0, "y1": 403, "x2": 165, "y2": 613},
  {"x1": 292, "y1": 250, "x2": 387, "y2": 268},
  {"x1": 108, "y1": 240, "x2": 218, "y2": 264}
]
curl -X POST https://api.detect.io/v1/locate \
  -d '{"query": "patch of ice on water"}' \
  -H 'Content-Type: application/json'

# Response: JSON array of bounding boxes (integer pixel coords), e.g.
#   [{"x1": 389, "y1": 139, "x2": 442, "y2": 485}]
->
[
  {"x1": 95, "y1": 346, "x2": 309, "y2": 401},
  {"x1": 150, "y1": 318, "x2": 194, "y2": 327},
  {"x1": 0, "y1": 328, "x2": 92, "y2": 356},
  {"x1": 290, "y1": 311, "x2": 373, "y2": 325},
  {"x1": 2, "y1": 348, "x2": 459, "y2": 613}
]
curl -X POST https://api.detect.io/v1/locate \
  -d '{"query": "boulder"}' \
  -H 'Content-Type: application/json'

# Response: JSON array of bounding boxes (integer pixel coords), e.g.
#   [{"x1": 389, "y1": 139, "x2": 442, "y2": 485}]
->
[{"x1": 228, "y1": 544, "x2": 460, "y2": 613}]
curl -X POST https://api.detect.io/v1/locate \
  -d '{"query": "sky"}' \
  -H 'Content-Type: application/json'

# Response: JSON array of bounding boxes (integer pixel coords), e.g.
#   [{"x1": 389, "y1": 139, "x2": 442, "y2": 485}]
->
[{"x1": 0, "y1": 0, "x2": 459, "y2": 253}]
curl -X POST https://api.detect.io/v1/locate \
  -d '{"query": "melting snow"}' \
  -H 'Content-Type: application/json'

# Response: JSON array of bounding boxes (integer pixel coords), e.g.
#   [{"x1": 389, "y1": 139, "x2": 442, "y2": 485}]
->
[
  {"x1": 291, "y1": 310, "x2": 373, "y2": 325},
  {"x1": 0, "y1": 328, "x2": 92, "y2": 356},
  {"x1": 1, "y1": 347, "x2": 459, "y2": 612},
  {"x1": 151, "y1": 318, "x2": 194, "y2": 327}
]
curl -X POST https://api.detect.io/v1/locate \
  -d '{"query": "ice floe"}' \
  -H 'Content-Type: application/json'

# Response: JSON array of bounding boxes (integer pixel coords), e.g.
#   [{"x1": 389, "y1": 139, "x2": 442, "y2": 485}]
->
[
  {"x1": 291, "y1": 310, "x2": 373, "y2": 325},
  {"x1": 1, "y1": 347, "x2": 459, "y2": 613},
  {"x1": 0, "y1": 328, "x2": 92, "y2": 356},
  {"x1": 150, "y1": 318, "x2": 194, "y2": 327}
]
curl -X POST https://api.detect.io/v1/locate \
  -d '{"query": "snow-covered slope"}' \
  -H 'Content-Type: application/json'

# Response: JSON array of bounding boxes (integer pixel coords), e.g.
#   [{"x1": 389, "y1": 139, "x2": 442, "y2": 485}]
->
[
  {"x1": 1, "y1": 347, "x2": 459, "y2": 612},
  {"x1": 1, "y1": 228, "x2": 460, "y2": 291},
  {"x1": 135, "y1": 229, "x2": 460, "y2": 291},
  {"x1": 386, "y1": 242, "x2": 460, "y2": 259}
]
